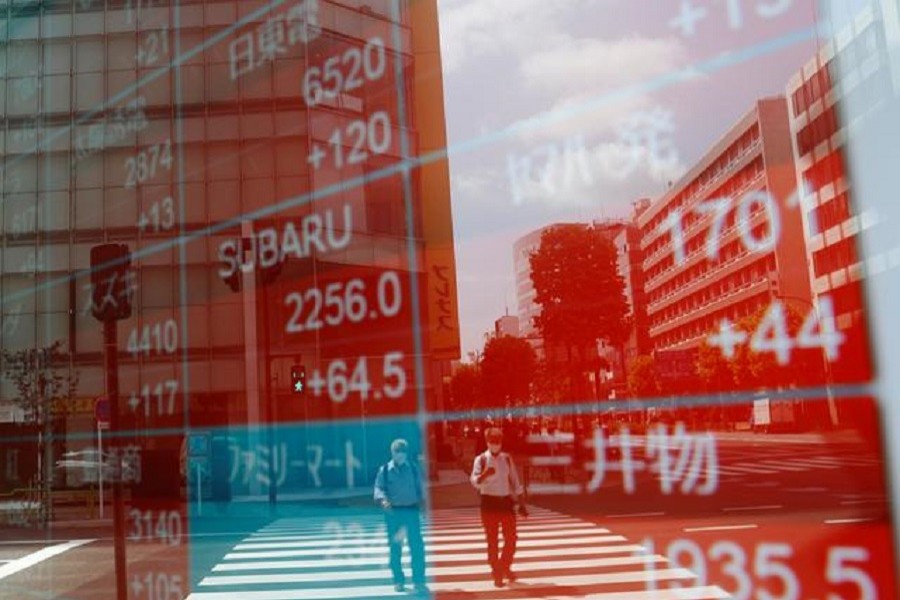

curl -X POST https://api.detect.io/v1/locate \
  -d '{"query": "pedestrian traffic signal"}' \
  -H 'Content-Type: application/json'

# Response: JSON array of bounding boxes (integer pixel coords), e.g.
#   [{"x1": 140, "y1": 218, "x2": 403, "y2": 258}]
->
[
  {"x1": 90, "y1": 243, "x2": 133, "y2": 322},
  {"x1": 291, "y1": 365, "x2": 306, "y2": 395},
  {"x1": 219, "y1": 237, "x2": 284, "y2": 292}
]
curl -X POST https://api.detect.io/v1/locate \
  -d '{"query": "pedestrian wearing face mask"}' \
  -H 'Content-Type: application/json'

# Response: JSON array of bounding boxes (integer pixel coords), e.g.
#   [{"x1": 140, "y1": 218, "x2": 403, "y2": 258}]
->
[
  {"x1": 470, "y1": 427, "x2": 527, "y2": 588},
  {"x1": 373, "y1": 438, "x2": 428, "y2": 594}
]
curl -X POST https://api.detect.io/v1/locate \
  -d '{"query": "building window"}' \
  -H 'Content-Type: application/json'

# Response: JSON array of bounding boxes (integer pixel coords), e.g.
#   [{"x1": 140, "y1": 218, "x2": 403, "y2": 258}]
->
[{"x1": 5, "y1": 449, "x2": 19, "y2": 482}]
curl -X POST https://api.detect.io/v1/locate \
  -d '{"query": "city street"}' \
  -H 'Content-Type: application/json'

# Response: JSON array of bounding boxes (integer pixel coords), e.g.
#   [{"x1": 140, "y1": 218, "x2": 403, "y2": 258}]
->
[
  {"x1": 0, "y1": 426, "x2": 896, "y2": 600},
  {"x1": 0, "y1": 430, "x2": 894, "y2": 599},
  {"x1": 0, "y1": 539, "x2": 97, "y2": 596},
  {"x1": 530, "y1": 430, "x2": 889, "y2": 520},
  {"x1": 184, "y1": 506, "x2": 724, "y2": 599}
]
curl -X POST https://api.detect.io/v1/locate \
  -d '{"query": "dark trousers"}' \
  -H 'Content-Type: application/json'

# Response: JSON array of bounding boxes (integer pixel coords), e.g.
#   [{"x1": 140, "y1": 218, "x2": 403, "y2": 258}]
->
[
  {"x1": 480, "y1": 495, "x2": 517, "y2": 576},
  {"x1": 384, "y1": 506, "x2": 426, "y2": 585}
]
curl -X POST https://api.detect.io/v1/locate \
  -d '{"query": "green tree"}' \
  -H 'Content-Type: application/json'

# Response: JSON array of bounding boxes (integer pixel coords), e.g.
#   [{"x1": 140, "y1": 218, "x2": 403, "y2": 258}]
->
[
  {"x1": 730, "y1": 304, "x2": 808, "y2": 390},
  {"x1": 627, "y1": 354, "x2": 660, "y2": 398},
  {"x1": 480, "y1": 335, "x2": 536, "y2": 408},
  {"x1": 696, "y1": 303, "x2": 811, "y2": 392},
  {"x1": 1, "y1": 340, "x2": 79, "y2": 527},
  {"x1": 449, "y1": 363, "x2": 482, "y2": 412},
  {"x1": 532, "y1": 358, "x2": 570, "y2": 405},
  {"x1": 696, "y1": 342, "x2": 734, "y2": 392},
  {"x1": 529, "y1": 224, "x2": 630, "y2": 394}
]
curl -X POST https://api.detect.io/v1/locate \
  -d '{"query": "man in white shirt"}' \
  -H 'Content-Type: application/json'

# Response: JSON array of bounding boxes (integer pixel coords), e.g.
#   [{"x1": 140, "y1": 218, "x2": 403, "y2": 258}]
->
[{"x1": 470, "y1": 427, "x2": 527, "y2": 587}]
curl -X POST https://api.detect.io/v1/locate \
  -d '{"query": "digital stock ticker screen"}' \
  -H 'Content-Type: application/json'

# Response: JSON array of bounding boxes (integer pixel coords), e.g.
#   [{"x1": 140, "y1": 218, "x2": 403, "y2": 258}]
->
[{"x1": 1, "y1": 0, "x2": 900, "y2": 598}]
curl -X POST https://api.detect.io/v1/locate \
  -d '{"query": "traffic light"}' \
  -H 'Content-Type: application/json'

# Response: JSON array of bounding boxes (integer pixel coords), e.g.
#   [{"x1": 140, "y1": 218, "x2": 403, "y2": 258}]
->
[
  {"x1": 219, "y1": 237, "x2": 283, "y2": 292},
  {"x1": 219, "y1": 238, "x2": 247, "y2": 293},
  {"x1": 90, "y1": 243, "x2": 133, "y2": 322},
  {"x1": 291, "y1": 365, "x2": 306, "y2": 395},
  {"x1": 260, "y1": 254, "x2": 284, "y2": 287},
  {"x1": 223, "y1": 266, "x2": 241, "y2": 293}
]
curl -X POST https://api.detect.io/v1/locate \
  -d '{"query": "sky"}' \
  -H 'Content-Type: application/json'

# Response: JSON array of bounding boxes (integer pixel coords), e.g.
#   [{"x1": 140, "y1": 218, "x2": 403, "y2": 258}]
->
[{"x1": 435, "y1": 0, "x2": 825, "y2": 360}]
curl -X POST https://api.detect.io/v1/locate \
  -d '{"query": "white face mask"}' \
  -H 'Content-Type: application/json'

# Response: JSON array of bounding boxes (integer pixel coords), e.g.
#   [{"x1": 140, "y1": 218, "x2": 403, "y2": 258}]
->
[
  {"x1": 488, "y1": 443, "x2": 501, "y2": 454},
  {"x1": 393, "y1": 452, "x2": 407, "y2": 465}
]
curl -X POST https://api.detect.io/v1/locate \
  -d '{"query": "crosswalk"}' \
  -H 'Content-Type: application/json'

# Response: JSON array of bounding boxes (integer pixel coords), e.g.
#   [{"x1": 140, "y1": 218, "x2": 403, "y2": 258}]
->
[
  {"x1": 717, "y1": 452, "x2": 882, "y2": 478},
  {"x1": 186, "y1": 506, "x2": 728, "y2": 599}
]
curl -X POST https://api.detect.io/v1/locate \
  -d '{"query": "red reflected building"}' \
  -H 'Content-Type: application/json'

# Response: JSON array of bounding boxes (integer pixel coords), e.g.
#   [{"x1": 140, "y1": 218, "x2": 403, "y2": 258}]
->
[
  {"x1": 786, "y1": 6, "x2": 887, "y2": 383},
  {"x1": 0, "y1": 0, "x2": 459, "y2": 516},
  {"x1": 614, "y1": 199, "x2": 652, "y2": 377},
  {"x1": 637, "y1": 98, "x2": 811, "y2": 363}
]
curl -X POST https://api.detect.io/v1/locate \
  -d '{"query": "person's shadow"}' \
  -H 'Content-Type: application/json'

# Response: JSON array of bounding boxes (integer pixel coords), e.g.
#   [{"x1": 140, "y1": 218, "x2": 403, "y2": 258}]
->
[{"x1": 432, "y1": 577, "x2": 582, "y2": 599}]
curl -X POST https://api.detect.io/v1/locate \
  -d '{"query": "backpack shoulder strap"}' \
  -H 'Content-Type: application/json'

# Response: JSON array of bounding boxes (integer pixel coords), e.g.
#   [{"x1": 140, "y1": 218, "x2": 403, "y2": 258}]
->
[
  {"x1": 410, "y1": 461, "x2": 423, "y2": 499},
  {"x1": 475, "y1": 452, "x2": 486, "y2": 475}
]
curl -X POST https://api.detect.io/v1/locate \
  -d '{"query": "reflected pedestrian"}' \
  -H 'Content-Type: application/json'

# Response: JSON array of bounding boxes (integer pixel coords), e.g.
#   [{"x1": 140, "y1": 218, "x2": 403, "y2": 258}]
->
[
  {"x1": 471, "y1": 427, "x2": 527, "y2": 587},
  {"x1": 373, "y1": 439, "x2": 428, "y2": 594}
]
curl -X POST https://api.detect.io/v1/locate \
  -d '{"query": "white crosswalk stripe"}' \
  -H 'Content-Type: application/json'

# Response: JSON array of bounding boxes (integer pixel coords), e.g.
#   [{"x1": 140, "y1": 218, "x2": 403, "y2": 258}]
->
[
  {"x1": 717, "y1": 453, "x2": 882, "y2": 479},
  {"x1": 186, "y1": 507, "x2": 728, "y2": 599}
]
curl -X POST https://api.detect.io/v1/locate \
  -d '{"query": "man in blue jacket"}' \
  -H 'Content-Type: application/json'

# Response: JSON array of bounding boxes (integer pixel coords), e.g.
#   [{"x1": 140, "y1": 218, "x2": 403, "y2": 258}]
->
[{"x1": 373, "y1": 438, "x2": 427, "y2": 594}]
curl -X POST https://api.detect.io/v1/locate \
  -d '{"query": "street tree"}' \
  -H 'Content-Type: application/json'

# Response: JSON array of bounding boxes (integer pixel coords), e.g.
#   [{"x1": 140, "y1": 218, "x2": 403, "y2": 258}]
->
[
  {"x1": 627, "y1": 354, "x2": 661, "y2": 398},
  {"x1": 532, "y1": 358, "x2": 570, "y2": 405},
  {"x1": 696, "y1": 341, "x2": 734, "y2": 392},
  {"x1": 697, "y1": 303, "x2": 811, "y2": 393},
  {"x1": 1, "y1": 340, "x2": 79, "y2": 527},
  {"x1": 529, "y1": 224, "x2": 630, "y2": 394},
  {"x1": 480, "y1": 335, "x2": 536, "y2": 408},
  {"x1": 449, "y1": 363, "x2": 483, "y2": 412}
]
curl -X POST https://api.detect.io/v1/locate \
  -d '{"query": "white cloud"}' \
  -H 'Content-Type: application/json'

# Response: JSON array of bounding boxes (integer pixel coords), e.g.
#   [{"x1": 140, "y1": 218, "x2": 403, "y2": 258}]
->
[
  {"x1": 512, "y1": 34, "x2": 697, "y2": 144},
  {"x1": 440, "y1": 0, "x2": 694, "y2": 143},
  {"x1": 520, "y1": 35, "x2": 690, "y2": 97},
  {"x1": 503, "y1": 138, "x2": 685, "y2": 211},
  {"x1": 439, "y1": 0, "x2": 595, "y2": 73}
]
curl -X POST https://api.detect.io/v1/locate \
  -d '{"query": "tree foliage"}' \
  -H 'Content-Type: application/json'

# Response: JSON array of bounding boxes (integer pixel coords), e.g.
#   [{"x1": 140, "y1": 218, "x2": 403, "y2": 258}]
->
[
  {"x1": 449, "y1": 363, "x2": 482, "y2": 412},
  {"x1": 627, "y1": 354, "x2": 660, "y2": 398},
  {"x1": 529, "y1": 224, "x2": 630, "y2": 356},
  {"x1": 696, "y1": 341, "x2": 734, "y2": 392},
  {"x1": 696, "y1": 303, "x2": 813, "y2": 392},
  {"x1": 1, "y1": 340, "x2": 78, "y2": 423},
  {"x1": 480, "y1": 335, "x2": 536, "y2": 407},
  {"x1": 1, "y1": 340, "x2": 78, "y2": 527},
  {"x1": 531, "y1": 358, "x2": 570, "y2": 405}
]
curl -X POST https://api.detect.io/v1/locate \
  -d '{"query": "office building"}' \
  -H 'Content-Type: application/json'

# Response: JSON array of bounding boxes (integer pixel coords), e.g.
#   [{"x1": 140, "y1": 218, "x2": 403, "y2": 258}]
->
[
  {"x1": 493, "y1": 314, "x2": 519, "y2": 339},
  {"x1": 0, "y1": 0, "x2": 458, "y2": 504},
  {"x1": 785, "y1": 3, "x2": 893, "y2": 382},
  {"x1": 637, "y1": 98, "x2": 811, "y2": 354},
  {"x1": 614, "y1": 199, "x2": 651, "y2": 374}
]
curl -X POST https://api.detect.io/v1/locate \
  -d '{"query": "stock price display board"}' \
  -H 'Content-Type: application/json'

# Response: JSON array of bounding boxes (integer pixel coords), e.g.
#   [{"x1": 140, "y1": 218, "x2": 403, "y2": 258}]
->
[
  {"x1": 0, "y1": 0, "x2": 458, "y2": 598},
  {"x1": 0, "y1": 1, "x2": 899, "y2": 599}
]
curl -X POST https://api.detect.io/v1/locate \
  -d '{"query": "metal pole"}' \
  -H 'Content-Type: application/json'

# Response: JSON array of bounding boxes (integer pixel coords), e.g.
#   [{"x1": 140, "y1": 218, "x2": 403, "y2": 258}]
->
[
  {"x1": 260, "y1": 266, "x2": 277, "y2": 512},
  {"x1": 104, "y1": 319, "x2": 128, "y2": 600},
  {"x1": 195, "y1": 461, "x2": 202, "y2": 517},
  {"x1": 98, "y1": 422, "x2": 104, "y2": 519}
]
